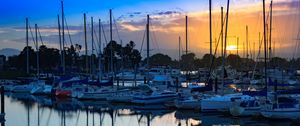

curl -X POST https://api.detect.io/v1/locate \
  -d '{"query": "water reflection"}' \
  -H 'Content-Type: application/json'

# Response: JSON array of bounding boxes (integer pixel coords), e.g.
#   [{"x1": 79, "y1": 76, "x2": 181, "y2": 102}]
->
[{"x1": 3, "y1": 93, "x2": 297, "y2": 126}]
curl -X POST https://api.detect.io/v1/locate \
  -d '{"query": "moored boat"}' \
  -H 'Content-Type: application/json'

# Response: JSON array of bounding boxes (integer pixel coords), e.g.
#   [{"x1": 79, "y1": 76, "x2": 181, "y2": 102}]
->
[
  {"x1": 132, "y1": 90, "x2": 178, "y2": 104},
  {"x1": 200, "y1": 93, "x2": 254, "y2": 112}
]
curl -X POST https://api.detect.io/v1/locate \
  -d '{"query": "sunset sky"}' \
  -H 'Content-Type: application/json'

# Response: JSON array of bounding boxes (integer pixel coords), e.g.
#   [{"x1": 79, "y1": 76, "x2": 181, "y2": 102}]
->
[{"x1": 0, "y1": 0, "x2": 299, "y2": 59}]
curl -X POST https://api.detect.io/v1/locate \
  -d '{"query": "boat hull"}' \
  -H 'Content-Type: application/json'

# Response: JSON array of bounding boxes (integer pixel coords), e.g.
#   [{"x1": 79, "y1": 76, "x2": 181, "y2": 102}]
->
[
  {"x1": 78, "y1": 92, "x2": 111, "y2": 100},
  {"x1": 55, "y1": 90, "x2": 72, "y2": 97},
  {"x1": 175, "y1": 100, "x2": 201, "y2": 110},
  {"x1": 12, "y1": 85, "x2": 34, "y2": 93},
  {"x1": 201, "y1": 100, "x2": 234, "y2": 112},
  {"x1": 107, "y1": 95, "x2": 133, "y2": 103},
  {"x1": 229, "y1": 106, "x2": 261, "y2": 116},
  {"x1": 261, "y1": 109, "x2": 300, "y2": 120},
  {"x1": 132, "y1": 95, "x2": 177, "y2": 104}
]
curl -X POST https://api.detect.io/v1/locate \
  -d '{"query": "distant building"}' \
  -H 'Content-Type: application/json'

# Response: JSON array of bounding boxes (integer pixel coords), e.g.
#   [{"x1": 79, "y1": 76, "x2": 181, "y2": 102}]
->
[{"x1": 0, "y1": 55, "x2": 6, "y2": 71}]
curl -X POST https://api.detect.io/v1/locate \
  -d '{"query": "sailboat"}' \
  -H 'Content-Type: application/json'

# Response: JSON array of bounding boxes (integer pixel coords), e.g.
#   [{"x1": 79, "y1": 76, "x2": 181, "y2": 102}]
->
[
  {"x1": 175, "y1": 95, "x2": 202, "y2": 110},
  {"x1": 201, "y1": 93, "x2": 255, "y2": 112},
  {"x1": 131, "y1": 90, "x2": 178, "y2": 104},
  {"x1": 201, "y1": 0, "x2": 252, "y2": 112},
  {"x1": 229, "y1": 99, "x2": 261, "y2": 116},
  {"x1": 29, "y1": 25, "x2": 54, "y2": 95},
  {"x1": 229, "y1": 0, "x2": 275, "y2": 117},
  {"x1": 130, "y1": 15, "x2": 178, "y2": 104},
  {"x1": 75, "y1": 10, "x2": 124, "y2": 100},
  {"x1": 260, "y1": 0, "x2": 300, "y2": 120},
  {"x1": 12, "y1": 81, "x2": 37, "y2": 93},
  {"x1": 30, "y1": 80, "x2": 52, "y2": 95},
  {"x1": 106, "y1": 84, "x2": 154, "y2": 103},
  {"x1": 55, "y1": 77, "x2": 86, "y2": 97},
  {"x1": 14, "y1": 24, "x2": 45, "y2": 93},
  {"x1": 260, "y1": 95, "x2": 300, "y2": 120}
]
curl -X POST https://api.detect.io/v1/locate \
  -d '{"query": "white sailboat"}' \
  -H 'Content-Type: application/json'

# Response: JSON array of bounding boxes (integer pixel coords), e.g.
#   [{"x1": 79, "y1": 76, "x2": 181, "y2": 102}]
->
[
  {"x1": 200, "y1": 93, "x2": 254, "y2": 112},
  {"x1": 13, "y1": 79, "x2": 44, "y2": 93},
  {"x1": 77, "y1": 87, "x2": 129, "y2": 100},
  {"x1": 200, "y1": 0, "x2": 255, "y2": 113},
  {"x1": 261, "y1": 106, "x2": 300, "y2": 120},
  {"x1": 175, "y1": 96, "x2": 202, "y2": 110},
  {"x1": 132, "y1": 90, "x2": 178, "y2": 104},
  {"x1": 229, "y1": 99, "x2": 261, "y2": 116},
  {"x1": 12, "y1": 83, "x2": 36, "y2": 93},
  {"x1": 261, "y1": 97, "x2": 300, "y2": 120},
  {"x1": 30, "y1": 80, "x2": 53, "y2": 95},
  {"x1": 116, "y1": 71, "x2": 144, "y2": 81},
  {"x1": 150, "y1": 74, "x2": 175, "y2": 90},
  {"x1": 107, "y1": 84, "x2": 153, "y2": 103}
]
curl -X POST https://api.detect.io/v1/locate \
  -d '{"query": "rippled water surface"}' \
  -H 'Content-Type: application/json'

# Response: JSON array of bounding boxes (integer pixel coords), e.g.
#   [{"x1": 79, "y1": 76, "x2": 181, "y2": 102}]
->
[{"x1": 2, "y1": 93, "x2": 298, "y2": 126}]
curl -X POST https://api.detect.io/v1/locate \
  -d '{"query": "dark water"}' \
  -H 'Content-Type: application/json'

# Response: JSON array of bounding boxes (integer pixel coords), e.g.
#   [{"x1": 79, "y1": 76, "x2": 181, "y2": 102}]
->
[{"x1": 1, "y1": 93, "x2": 298, "y2": 126}]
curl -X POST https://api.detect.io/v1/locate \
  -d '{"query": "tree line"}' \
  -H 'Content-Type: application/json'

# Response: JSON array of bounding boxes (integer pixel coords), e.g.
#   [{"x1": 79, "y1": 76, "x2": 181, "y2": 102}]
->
[
  {"x1": 3, "y1": 40, "x2": 141, "y2": 74},
  {"x1": 1, "y1": 40, "x2": 300, "y2": 75}
]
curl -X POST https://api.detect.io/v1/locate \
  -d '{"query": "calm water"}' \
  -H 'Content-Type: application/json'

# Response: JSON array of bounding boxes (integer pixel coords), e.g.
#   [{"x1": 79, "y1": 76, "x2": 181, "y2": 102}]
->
[{"x1": 2, "y1": 93, "x2": 298, "y2": 126}]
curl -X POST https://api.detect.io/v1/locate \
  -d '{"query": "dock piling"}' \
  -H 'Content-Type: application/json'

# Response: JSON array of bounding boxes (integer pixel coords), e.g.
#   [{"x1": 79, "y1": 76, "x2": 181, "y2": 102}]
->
[{"x1": 0, "y1": 86, "x2": 5, "y2": 124}]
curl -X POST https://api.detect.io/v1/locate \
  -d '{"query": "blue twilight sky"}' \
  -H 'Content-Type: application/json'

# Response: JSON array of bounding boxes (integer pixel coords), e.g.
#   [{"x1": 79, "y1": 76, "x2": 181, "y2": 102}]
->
[
  {"x1": 0, "y1": 0, "x2": 300, "y2": 59},
  {"x1": 0, "y1": 0, "x2": 208, "y2": 26}
]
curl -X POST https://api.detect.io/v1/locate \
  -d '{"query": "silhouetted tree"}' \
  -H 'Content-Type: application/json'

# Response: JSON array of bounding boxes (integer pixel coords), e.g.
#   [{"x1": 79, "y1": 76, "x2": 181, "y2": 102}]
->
[
  {"x1": 181, "y1": 53, "x2": 196, "y2": 70},
  {"x1": 201, "y1": 54, "x2": 215, "y2": 68},
  {"x1": 102, "y1": 40, "x2": 142, "y2": 72},
  {"x1": 39, "y1": 45, "x2": 60, "y2": 72},
  {"x1": 269, "y1": 57, "x2": 288, "y2": 69},
  {"x1": 148, "y1": 53, "x2": 172, "y2": 66},
  {"x1": 123, "y1": 41, "x2": 142, "y2": 68},
  {"x1": 17, "y1": 46, "x2": 36, "y2": 71},
  {"x1": 227, "y1": 54, "x2": 241, "y2": 69}
]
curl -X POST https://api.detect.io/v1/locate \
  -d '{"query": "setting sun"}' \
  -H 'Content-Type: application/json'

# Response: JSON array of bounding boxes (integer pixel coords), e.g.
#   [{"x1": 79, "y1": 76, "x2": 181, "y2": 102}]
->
[{"x1": 227, "y1": 45, "x2": 238, "y2": 51}]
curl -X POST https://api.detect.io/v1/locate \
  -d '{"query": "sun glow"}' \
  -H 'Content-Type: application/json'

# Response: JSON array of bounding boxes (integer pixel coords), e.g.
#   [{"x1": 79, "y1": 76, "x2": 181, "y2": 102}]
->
[{"x1": 227, "y1": 45, "x2": 238, "y2": 51}]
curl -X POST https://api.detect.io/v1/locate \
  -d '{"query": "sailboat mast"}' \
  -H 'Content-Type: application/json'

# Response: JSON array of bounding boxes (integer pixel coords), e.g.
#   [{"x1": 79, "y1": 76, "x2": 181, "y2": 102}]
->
[
  {"x1": 221, "y1": 7, "x2": 224, "y2": 59},
  {"x1": 84, "y1": 13, "x2": 88, "y2": 74},
  {"x1": 185, "y1": 16, "x2": 188, "y2": 55},
  {"x1": 91, "y1": 17, "x2": 94, "y2": 77},
  {"x1": 243, "y1": 41, "x2": 245, "y2": 58},
  {"x1": 26, "y1": 18, "x2": 29, "y2": 74},
  {"x1": 246, "y1": 25, "x2": 249, "y2": 60},
  {"x1": 263, "y1": 0, "x2": 268, "y2": 95},
  {"x1": 61, "y1": 0, "x2": 65, "y2": 74},
  {"x1": 223, "y1": 0, "x2": 230, "y2": 94},
  {"x1": 98, "y1": 19, "x2": 102, "y2": 81},
  {"x1": 121, "y1": 40, "x2": 124, "y2": 86},
  {"x1": 109, "y1": 9, "x2": 113, "y2": 75},
  {"x1": 221, "y1": 6, "x2": 224, "y2": 94},
  {"x1": 224, "y1": 0, "x2": 230, "y2": 58},
  {"x1": 253, "y1": 39, "x2": 256, "y2": 60},
  {"x1": 237, "y1": 37, "x2": 239, "y2": 56},
  {"x1": 269, "y1": 0, "x2": 273, "y2": 60},
  {"x1": 209, "y1": 0, "x2": 212, "y2": 60},
  {"x1": 179, "y1": 36, "x2": 181, "y2": 69},
  {"x1": 57, "y1": 15, "x2": 62, "y2": 72},
  {"x1": 35, "y1": 24, "x2": 39, "y2": 78},
  {"x1": 146, "y1": 15, "x2": 150, "y2": 84}
]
